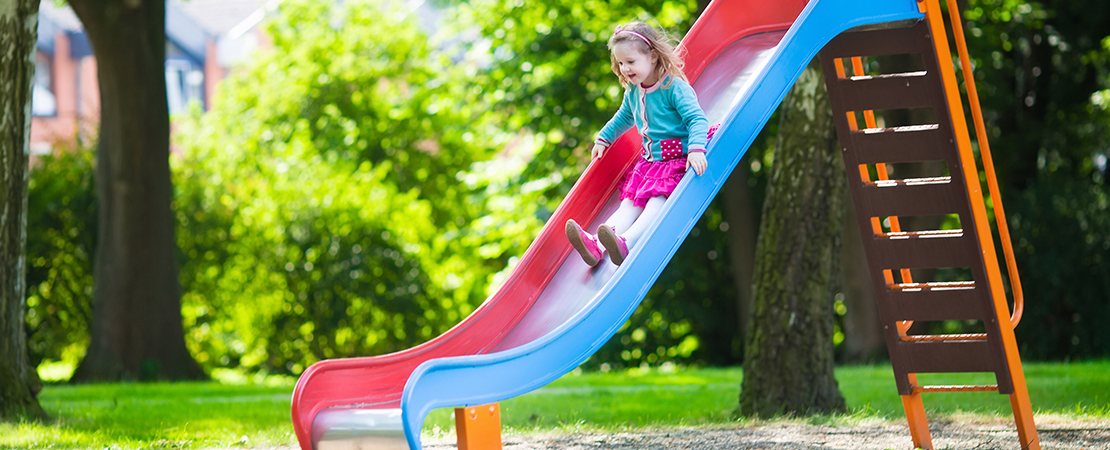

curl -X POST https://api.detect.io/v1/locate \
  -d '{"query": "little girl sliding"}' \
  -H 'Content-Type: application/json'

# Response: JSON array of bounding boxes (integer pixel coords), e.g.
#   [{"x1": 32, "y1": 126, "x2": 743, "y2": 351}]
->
[{"x1": 567, "y1": 21, "x2": 715, "y2": 266}]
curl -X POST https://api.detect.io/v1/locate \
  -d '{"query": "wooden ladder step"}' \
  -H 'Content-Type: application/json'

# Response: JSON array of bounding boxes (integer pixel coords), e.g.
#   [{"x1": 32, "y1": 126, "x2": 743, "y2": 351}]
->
[
  {"x1": 901, "y1": 333, "x2": 988, "y2": 342},
  {"x1": 895, "y1": 339, "x2": 1001, "y2": 375},
  {"x1": 845, "y1": 125, "x2": 950, "y2": 165},
  {"x1": 879, "y1": 229, "x2": 964, "y2": 239},
  {"x1": 888, "y1": 281, "x2": 975, "y2": 291},
  {"x1": 820, "y1": 21, "x2": 932, "y2": 59},
  {"x1": 868, "y1": 231, "x2": 979, "y2": 269},
  {"x1": 912, "y1": 384, "x2": 999, "y2": 394},
  {"x1": 855, "y1": 181, "x2": 966, "y2": 217},
  {"x1": 827, "y1": 70, "x2": 938, "y2": 111},
  {"x1": 881, "y1": 288, "x2": 986, "y2": 322},
  {"x1": 866, "y1": 176, "x2": 951, "y2": 187}
]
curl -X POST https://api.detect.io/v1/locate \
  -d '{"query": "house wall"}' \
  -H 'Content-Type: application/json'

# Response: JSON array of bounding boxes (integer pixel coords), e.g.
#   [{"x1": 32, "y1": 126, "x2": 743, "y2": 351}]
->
[{"x1": 30, "y1": 29, "x2": 100, "y2": 154}]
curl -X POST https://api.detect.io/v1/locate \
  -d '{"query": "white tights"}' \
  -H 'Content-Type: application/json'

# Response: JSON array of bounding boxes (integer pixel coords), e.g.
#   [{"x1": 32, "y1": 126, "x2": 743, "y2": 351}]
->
[{"x1": 602, "y1": 196, "x2": 667, "y2": 249}]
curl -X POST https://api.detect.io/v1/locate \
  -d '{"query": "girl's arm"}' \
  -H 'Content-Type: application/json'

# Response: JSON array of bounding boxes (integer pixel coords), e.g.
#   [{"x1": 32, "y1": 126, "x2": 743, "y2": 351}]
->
[
  {"x1": 673, "y1": 81, "x2": 710, "y2": 153},
  {"x1": 593, "y1": 89, "x2": 635, "y2": 159}
]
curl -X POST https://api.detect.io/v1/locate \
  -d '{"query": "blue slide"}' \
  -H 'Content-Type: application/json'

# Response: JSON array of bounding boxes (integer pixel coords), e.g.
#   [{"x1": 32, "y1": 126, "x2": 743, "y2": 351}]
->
[
  {"x1": 294, "y1": 1, "x2": 925, "y2": 449},
  {"x1": 398, "y1": 1, "x2": 924, "y2": 448}
]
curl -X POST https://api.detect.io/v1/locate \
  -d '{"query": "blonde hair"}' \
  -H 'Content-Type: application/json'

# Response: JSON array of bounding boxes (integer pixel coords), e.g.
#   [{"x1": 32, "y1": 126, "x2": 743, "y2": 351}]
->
[{"x1": 608, "y1": 21, "x2": 687, "y2": 89}]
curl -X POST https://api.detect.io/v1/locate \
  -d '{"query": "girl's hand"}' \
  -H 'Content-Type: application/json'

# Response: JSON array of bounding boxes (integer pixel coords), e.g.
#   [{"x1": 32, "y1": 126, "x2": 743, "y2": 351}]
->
[
  {"x1": 591, "y1": 143, "x2": 608, "y2": 160},
  {"x1": 687, "y1": 151, "x2": 708, "y2": 175}
]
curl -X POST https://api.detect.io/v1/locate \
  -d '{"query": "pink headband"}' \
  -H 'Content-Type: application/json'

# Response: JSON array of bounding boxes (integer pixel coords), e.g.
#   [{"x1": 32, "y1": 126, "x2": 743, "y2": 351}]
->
[{"x1": 615, "y1": 24, "x2": 653, "y2": 49}]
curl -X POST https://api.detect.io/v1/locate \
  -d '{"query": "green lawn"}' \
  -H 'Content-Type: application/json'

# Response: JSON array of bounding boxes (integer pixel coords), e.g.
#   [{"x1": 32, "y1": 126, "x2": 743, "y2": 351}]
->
[{"x1": 3, "y1": 361, "x2": 1109, "y2": 449}]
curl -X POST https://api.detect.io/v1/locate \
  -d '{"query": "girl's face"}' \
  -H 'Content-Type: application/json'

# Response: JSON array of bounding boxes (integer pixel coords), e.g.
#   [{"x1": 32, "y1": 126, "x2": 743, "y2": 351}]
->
[{"x1": 612, "y1": 41, "x2": 659, "y2": 87}]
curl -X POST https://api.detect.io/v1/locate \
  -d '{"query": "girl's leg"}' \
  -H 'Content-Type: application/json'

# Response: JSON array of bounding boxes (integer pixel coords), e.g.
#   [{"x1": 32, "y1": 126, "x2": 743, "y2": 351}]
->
[
  {"x1": 602, "y1": 199, "x2": 644, "y2": 232},
  {"x1": 567, "y1": 199, "x2": 643, "y2": 266},
  {"x1": 620, "y1": 196, "x2": 667, "y2": 248},
  {"x1": 597, "y1": 196, "x2": 666, "y2": 265},
  {"x1": 596, "y1": 198, "x2": 646, "y2": 266}
]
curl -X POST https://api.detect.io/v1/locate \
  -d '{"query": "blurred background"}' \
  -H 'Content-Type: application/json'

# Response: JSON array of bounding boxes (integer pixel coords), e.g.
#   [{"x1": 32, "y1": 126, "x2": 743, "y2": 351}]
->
[{"x1": 22, "y1": 0, "x2": 1110, "y2": 383}]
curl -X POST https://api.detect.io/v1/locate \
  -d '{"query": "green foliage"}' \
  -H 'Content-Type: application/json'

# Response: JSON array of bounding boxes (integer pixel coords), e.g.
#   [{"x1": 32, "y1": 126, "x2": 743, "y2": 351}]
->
[
  {"x1": 448, "y1": 0, "x2": 703, "y2": 212},
  {"x1": 172, "y1": 0, "x2": 541, "y2": 375},
  {"x1": 1009, "y1": 177, "x2": 1110, "y2": 357},
  {"x1": 24, "y1": 150, "x2": 96, "y2": 373},
  {"x1": 950, "y1": 0, "x2": 1110, "y2": 359}
]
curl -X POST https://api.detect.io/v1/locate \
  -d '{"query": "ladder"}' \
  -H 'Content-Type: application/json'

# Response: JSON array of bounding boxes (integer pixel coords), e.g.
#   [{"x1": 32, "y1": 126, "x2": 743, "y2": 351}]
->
[{"x1": 818, "y1": 0, "x2": 1038, "y2": 448}]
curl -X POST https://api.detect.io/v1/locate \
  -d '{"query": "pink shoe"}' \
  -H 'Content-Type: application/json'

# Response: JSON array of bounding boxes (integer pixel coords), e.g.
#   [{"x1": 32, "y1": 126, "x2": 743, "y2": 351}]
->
[
  {"x1": 566, "y1": 219, "x2": 603, "y2": 266},
  {"x1": 597, "y1": 224, "x2": 629, "y2": 265}
]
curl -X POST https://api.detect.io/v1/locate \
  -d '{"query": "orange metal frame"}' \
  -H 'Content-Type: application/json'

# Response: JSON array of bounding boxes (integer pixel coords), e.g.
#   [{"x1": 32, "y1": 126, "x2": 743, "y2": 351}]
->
[{"x1": 916, "y1": 1, "x2": 1036, "y2": 448}]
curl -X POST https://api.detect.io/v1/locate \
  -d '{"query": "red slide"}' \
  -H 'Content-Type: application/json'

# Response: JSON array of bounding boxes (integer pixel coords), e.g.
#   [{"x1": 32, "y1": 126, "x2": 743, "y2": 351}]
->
[{"x1": 291, "y1": 2, "x2": 809, "y2": 449}]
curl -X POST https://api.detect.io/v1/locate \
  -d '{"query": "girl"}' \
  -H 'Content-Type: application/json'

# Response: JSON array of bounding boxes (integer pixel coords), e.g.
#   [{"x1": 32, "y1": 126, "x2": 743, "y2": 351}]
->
[{"x1": 567, "y1": 21, "x2": 715, "y2": 266}]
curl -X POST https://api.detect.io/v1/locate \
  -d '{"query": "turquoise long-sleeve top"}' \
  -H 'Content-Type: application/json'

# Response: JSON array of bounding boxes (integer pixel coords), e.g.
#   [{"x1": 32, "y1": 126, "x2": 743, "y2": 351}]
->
[{"x1": 594, "y1": 75, "x2": 710, "y2": 161}]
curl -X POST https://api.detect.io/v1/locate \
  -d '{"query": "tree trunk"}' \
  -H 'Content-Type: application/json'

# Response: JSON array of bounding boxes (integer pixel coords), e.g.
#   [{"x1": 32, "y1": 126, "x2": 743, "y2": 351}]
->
[
  {"x1": 722, "y1": 161, "x2": 756, "y2": 357},
  {"x1": 738, "y1": 60, "x2": 847, "y2": 417},
  {"x1": 0, "y1": 0, "x2": 46, "y2": 420},
  {"x1": 68, "y1": 0, "x2": 202, "y2": 381}
]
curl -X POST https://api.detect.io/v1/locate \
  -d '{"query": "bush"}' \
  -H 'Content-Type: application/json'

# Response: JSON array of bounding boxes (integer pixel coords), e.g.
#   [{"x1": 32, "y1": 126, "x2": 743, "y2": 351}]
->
[
  {"x1": 170, "y1": 0, "x2": 538, "y2": 375},
  {"x1": 24, "y1": 149, "x2": 97, "y2": 371}
]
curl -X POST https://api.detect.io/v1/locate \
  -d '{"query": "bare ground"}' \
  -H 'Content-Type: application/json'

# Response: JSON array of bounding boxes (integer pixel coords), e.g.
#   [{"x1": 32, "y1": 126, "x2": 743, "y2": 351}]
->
[{"x1": 422, "y1": 415, "x2": 1110, "y2": 449}]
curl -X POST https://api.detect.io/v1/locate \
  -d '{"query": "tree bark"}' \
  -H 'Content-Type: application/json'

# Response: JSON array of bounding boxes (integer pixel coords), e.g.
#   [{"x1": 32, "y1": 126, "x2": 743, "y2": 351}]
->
[
  {"x1": 0, "y1": 0, "x2": 46, "y2": 420},
  {"x1": 68, "y1": 0, "x2": 202, "y2": 381},
  {"x1": 722, "y1": 161, "x2": 756, "y2": 356},
  {"x1": 738, "y1": 60, "x2": 847, "y2": 417}
]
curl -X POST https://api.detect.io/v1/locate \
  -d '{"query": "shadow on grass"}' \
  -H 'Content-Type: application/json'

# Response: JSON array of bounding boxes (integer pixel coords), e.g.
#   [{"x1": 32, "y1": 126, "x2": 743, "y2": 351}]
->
[{"x1": 4, "y1": 361, "x2": 1109, "y2": 449}]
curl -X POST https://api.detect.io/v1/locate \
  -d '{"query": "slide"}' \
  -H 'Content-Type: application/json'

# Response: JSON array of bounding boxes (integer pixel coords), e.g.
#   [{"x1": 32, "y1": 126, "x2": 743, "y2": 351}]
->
[{"x1": 292, "y1": 0, "x2": 925, "y2": 449}]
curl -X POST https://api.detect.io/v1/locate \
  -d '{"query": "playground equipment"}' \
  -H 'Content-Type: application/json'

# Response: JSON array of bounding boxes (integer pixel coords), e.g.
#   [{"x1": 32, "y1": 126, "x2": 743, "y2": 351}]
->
[
  {"x1": 819, "y1": 0, "x2": 1036, "y2": 448},
  {"x1": 292, "y1": 0, "x2": 1038, "y2": 449}
]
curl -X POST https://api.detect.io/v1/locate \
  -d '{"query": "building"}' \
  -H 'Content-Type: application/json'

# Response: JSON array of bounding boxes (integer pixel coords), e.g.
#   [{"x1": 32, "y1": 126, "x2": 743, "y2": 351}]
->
[{"x1": 30, "y1": 0, "x2": 277, "y2": 154}]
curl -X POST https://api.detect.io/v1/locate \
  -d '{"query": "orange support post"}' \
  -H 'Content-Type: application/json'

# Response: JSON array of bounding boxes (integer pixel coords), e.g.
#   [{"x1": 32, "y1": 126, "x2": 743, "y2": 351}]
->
[
  {"x1": 901, "y1": 380, "x2": 933, "y2": 450},
  {"x1": 455, "y1": 403, "x2": 503, "y2": 450},
  {"x1": 920, "y1": 0, "x2": 1040, "y2": 448}
]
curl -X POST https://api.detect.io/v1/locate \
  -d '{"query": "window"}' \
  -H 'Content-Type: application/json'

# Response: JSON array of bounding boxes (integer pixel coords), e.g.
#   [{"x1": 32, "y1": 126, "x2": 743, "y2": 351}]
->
[
  {"x1": 32, "y1": 52, "x2": 57, "y2": 117},
  {"x1": 165, "y1": 59, "x2": 204, "y2": 113}
]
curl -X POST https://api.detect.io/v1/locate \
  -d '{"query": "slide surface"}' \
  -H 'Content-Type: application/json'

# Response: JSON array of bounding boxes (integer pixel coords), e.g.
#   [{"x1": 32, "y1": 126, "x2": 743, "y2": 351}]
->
[{"x1": 291, "y1": 1, "x2": 925, "y2": 449}]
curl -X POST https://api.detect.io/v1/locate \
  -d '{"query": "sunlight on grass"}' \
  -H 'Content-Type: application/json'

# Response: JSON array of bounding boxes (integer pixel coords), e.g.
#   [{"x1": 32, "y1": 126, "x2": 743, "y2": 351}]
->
[
  {"x1": 1, "y1": 381, "x2": 298, "y2": 450},
  {"x1": 3, "y1": 361, "x2": 1109, "y2": 449}
]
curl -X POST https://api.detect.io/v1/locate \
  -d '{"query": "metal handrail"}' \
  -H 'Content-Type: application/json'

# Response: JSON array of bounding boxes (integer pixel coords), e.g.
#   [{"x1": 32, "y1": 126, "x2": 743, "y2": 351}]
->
[{"x1": 944, "y1": 0, "x2": 1025, "y2": 328}]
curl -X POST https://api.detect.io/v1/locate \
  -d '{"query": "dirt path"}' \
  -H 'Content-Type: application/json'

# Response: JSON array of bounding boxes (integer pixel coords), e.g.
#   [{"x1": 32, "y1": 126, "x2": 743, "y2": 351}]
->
[{"x1": 423, "y1": 416, "x2": 1110, "y2": 449}]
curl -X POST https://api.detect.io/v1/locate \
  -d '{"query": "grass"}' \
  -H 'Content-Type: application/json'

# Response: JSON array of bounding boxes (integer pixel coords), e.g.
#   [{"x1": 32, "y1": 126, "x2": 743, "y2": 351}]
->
[{"x1": 3, "y1": 361, "x2": 1109, "y2": 449}]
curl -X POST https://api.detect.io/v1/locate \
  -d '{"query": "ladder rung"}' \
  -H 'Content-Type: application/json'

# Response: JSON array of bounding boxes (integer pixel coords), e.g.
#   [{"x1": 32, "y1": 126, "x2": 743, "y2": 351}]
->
[
  {"x1": 913, "y1": 384, "x2": 999, "y2": 394},
  {"x1": 821, "y1": 22, "x2": 932, "y2": 61},
  {"x1": 866, "y1": 176, "x2": 952, "y2": 187},
  {"x1": 843, "y1": 125, "x2": 953, "y2": 167},
  {"x1": 888, "y1": 281, "x2": 975, "y2": 291},
  {"x1": 901, "y1": 333, "x2": 988, "y2": 342},
  {"x1": 879, "y1": 229, "x2": 964, "y2": 239},
  {"x1": 869, "y1": 234, "x2": 979, "y2": 270},
  {"x1": 882, "y1": 288, "x2": 986, "y2": 322},
  {"x1": 855, "y1": 179, "x2": 967, "y2": 217},
  {"x1": 858, "y1": 124, "x2": 940, "y2": 135},
  {"x1": 850, "y1": 71, "x2": 929, "y2": 82},
  {"x1": 832, "y1": 70, "x2": 937, "y2": 111}
]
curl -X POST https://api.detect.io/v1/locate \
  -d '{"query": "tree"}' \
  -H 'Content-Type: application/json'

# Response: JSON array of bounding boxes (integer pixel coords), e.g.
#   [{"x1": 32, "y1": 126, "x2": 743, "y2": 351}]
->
[
  {"x1": 66, "y1": 0, "x2": 202, "y2": 381},
  {"x1": 738, "y1": 60, "x2": 846, "y2": 416},
  {"x1": 0, "y1": 0, "x2": 46, "y2": 419},
  {"x1": 170, "y1": 0, "x2": 525, "y2": 374}
]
